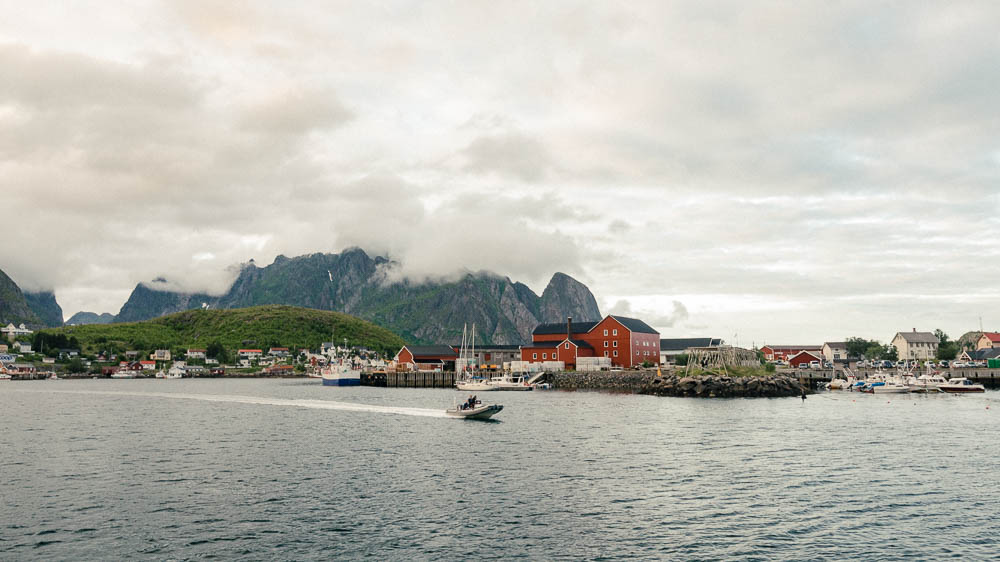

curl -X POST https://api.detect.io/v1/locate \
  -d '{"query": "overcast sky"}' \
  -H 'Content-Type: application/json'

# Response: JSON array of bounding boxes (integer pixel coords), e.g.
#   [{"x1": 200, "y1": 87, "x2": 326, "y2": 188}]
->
[{"x1": 2, "y1": 1, "x2": 999, "y2": 345}]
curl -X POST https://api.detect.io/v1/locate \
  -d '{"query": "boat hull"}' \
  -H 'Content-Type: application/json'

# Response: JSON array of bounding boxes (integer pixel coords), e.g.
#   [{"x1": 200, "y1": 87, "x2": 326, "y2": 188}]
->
[
  {"x1": 939, "y1": 387, "x2": 985, "y2": 393},
  {"x1": 445, "y1": 404, "x2": 503, "y2": 420},
  {"x1": 322, "y1": 377, "x2": 361, "y2": 386}
]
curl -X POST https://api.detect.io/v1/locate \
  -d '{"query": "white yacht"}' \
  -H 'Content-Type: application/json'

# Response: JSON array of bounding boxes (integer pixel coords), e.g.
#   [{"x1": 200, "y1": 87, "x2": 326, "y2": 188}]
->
[
  {"x1": 488, "y1": 371, "x2": 534, "y2": 391},
  {"x1": 110, "y1": 371, "x2": 136, "y2": 379},
  {"x1": 907, "y1": 374, "x2": 947, "y2": 393},
  {"x1": 939, "y1": 378, "x2": 985, "y2": 393},
  {"x1": 454, "y1": 323, "x2": 498, "y2": 392}
]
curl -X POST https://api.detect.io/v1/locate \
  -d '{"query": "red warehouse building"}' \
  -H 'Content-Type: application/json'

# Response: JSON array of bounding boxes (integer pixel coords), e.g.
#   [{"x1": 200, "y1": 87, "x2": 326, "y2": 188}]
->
[
  {"x1": 521, "y1": 316, "x2": 660, "y2": 369},
  {"x1": 760, "y1": 345, "x2": 822, "y2": 362}
]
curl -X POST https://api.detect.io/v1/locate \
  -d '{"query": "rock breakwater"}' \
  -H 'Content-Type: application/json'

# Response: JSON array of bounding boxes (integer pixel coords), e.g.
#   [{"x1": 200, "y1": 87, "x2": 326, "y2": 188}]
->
[{"x1": 639, "y1": 373, "x2": 807, "y2": 398}]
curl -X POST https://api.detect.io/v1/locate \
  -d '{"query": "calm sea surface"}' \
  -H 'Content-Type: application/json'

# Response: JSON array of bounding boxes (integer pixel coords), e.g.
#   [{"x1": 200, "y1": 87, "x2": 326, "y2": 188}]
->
[{"x1": 2, "y1": 379, "x2": 999, "y2": 560}]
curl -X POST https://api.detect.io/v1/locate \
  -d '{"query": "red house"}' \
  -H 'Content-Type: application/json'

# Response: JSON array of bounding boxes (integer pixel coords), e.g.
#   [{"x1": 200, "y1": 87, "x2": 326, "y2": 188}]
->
[
  {"x1": 760, "y1": 345, "x2": 822, "y2": 362},
  {"x1": 787, "y1": 350, "x2": 823, "y2": 367},
  {"x1": 394, "y1": 345, "x2": 459, "y2": 371},
  {"x1": 521, "y1": 316, "x2": 660, "y2": 369}
]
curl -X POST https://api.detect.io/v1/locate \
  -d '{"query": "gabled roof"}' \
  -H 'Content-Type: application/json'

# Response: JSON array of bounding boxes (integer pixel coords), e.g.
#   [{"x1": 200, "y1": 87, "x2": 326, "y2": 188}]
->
[
  {"x1": 451, "y1": 344, "x2": 522, "y2": 351},
  {"x1": 564, "y1": 339, "x2": 594, "y2": 349},
  {"x1": 788, "y1": 350, "x2": 822, "y2": 360},
  {"x1": 402, "y1": 345, "x2": 458, "y2": 357},
  {"x1": 660, "y1": 338, "x2": 721, "y2": 351},
  {"x1": 609, "y1": 316, "x2": 659, "y2": 334},
  {"x1": 823, "y1": 342, "x2": 847, "y2": 348},
  {"x1": 762, "y1": 345, "x2": 822, "y2": 351},
  {"x1": 532, "y1": 321, "x2": 599, "y2": 336},
  {"x1": 894, "y1": 331, "x2": 938, "y2": 344},
  {"x1": 982, "y1": 332, "x2": 1000, "y2": 343}
]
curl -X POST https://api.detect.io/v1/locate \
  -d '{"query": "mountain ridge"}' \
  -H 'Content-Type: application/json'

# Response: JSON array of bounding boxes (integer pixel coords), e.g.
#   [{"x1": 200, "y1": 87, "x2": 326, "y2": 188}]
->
[{"x1": 115, "y1": 249, "x2": 602, "y2": 344}]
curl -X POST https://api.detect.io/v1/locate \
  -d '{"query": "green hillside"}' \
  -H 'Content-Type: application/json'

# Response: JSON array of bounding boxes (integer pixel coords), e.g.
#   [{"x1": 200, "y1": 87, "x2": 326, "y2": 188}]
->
[{"x1": 37, "y1": 305, "x2": 405, "y2": 356}]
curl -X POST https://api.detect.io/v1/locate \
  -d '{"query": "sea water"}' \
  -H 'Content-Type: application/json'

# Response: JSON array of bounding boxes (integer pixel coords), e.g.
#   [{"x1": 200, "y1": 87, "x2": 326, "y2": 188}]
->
[{"x1": 2, "y1": 379, "x2": 998, "y2": 559}]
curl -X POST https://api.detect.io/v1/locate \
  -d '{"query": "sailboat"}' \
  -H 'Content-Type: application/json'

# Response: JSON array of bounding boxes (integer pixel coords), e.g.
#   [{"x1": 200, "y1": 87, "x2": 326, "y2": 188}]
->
[{"x1": 455, "y1": 324, "x2": 497, "y2": 391}]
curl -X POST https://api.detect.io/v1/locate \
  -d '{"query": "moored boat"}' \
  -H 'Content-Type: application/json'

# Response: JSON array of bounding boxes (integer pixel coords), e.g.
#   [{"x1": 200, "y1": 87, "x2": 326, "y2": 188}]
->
[
  {"x1": 0, "y1": 373, "x2": 11, "y2": 381},
  {"x1": 939, "y1": 378, "x2": 985, "y2": 393},
  {"x1": 488, "y1": 372, "x2": 533, "y2": 391},
  {"x1": 321, "y1": 362, "x2": 361, "y2": 386},
  {"x1": 908, "y1": 374, "x2": 947, "y2": 393}
]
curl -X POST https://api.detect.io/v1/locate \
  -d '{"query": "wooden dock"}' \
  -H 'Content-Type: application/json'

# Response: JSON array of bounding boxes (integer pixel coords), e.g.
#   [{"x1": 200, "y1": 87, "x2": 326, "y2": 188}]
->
[{"x1": 361, "y1": 371, "x2": 456, "y2": 388}]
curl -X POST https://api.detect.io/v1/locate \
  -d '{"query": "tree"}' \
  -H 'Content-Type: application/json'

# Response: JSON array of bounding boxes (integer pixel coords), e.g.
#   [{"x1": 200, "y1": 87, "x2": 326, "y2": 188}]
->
[
  {"x1": 934, "y1": 329, "x2": 959, "y2": 360},
  {"x1": 882, "y1": 344, "x2": 898, "y2": 361},
  {"x1": 845, "y1": 337, "x2": 872, "y2": 359},
  {"x1": 66, "y1": 357, "x2": 85, "y2": 373}
]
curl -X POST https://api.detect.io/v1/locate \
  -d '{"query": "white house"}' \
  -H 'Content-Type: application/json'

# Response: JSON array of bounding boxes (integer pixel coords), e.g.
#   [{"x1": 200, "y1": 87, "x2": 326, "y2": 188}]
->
[
  {"x1": 150, "y1": 349, "x2": 171, "y2": 361},
  {"x1": 891, "y1": 330, "x2": 939, "y2": 361},
  {"x1": 16, "y1": 341, "x2": 32, "y2": 353},
  {"x1": 821, "y1": 342, "x2": 848, "y2": 362},
  {"x1": 186, "y1": 348, "x2": 207, "y2": 360},
  {"x1": 238, "y1": 349, "x2": 263, "y2": 361}
]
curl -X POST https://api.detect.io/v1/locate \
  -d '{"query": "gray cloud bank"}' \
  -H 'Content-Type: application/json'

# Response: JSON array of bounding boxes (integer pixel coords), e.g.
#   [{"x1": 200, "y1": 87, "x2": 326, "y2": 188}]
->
[{"x1": 1, "y1": 2, "x2": 998, "y2": 342}]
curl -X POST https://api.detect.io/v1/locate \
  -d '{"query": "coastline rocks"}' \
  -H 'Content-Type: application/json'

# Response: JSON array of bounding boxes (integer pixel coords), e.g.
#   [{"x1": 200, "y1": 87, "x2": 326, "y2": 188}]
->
[
  {"x1": 639, "y1": 373, "x2": 807, "y2": 398},
  {"x1": 549, "y1": 371, "x2": 808, "y2": 398}
]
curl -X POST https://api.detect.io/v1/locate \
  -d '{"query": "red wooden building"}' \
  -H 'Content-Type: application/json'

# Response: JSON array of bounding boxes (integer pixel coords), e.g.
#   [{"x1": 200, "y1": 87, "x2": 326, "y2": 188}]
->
[
  {"x1": 394, "y1": 345, "x2": 459, "y2": 370},
  {"x1": 787, "y1": 350, "x2": 823, "y2": 367},
  {"x1": 760, "y1": 345, "x2": 822, "y2": 362},
  {"x1": 521, "y1": 316, "x2": 660, "y2": 369}
]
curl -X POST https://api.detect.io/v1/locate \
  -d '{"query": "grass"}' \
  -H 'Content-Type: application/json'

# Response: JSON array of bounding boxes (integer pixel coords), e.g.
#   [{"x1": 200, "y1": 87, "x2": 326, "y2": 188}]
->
[{"x1": 37, "y1": 305, "x2": 405, "y2": 356}]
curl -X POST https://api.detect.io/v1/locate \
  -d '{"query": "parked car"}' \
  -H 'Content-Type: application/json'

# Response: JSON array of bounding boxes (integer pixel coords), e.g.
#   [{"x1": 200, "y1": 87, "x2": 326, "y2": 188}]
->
[
  {"x1": 808, "y1": 360, "x2": 820, "y2": 369},
  {"x1": 938, "y1": 360, "x2": 949, "y2": 368},
  {"x1": 952, "y1": 361, "x2": 966, "y2": 368}
]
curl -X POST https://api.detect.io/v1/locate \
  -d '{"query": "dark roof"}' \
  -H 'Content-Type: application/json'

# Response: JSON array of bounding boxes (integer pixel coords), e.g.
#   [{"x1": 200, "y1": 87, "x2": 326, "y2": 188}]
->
[
  {"x1": 402, "y1": 345, "x2": 458, "y2": 357},
  {"x1": 532, "y1": 321, "x2": 599, "y2": 336},
  {"x1": 522, "y1": 342, "x2": 559, "y2": 349},
  {"x1": 451, "y1": 344, "x2": 522, "y2": 351},
  {"x1": 609, "y1": 315, "x2": 659, "y2": 334},
  {"x1": 659, "y1": 338, "x2": 721, "y2": 351},
  {"x1": 973, "y1": 348, "x2": 1000, "y2": 360},
  {"x1": 566, "y1": 339, "x2": 594, "y2": 349},
  {"x1": 761, "y1": 345, "x2": 822, "y2": 350}
]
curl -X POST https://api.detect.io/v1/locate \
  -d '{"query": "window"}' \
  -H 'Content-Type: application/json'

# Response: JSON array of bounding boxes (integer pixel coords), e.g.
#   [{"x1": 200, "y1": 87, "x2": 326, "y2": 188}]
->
[
  {"x1": 612, "y1": 329, "x2": 618, "y2": 336},
  {"x1": 604, "y1": 341, "x2": 608, "y2": 348},
  {"x1": 636, "y1": 350, "x2": 640, "y2": 356},
  {"x1": 604, "y1": 329, "x2": 608, "y2": 336},
  {"x1": 613, "y1": 350, "x2": 618, "y2": 357},
  {"x1": 613, "y1": 341, "x2": 618, "y2": 348},
  {"x1": 533, "y1": 353, "x2": 537, "y2": 360},
  {"x1": 604, "y1": 351, "x2": 609, "y2": 357},
  {"x1": 565, "y1": 343, "x2": 570, "y2": 350},
  {"x1": 542, "y1": 353, "x2": 547, "y2": 360}
]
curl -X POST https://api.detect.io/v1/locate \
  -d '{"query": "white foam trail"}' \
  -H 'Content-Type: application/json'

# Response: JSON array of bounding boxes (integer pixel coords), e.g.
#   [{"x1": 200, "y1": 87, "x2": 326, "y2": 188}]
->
[{"x1": 8, "y1": 389, "x2": 450, "y2": 418}]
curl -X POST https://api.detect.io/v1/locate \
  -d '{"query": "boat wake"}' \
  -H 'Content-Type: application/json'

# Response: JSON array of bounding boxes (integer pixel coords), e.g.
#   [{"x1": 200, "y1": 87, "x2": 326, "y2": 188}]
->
[{"x1": 10, "y1": 389, "x2": 450, "y2": 418}]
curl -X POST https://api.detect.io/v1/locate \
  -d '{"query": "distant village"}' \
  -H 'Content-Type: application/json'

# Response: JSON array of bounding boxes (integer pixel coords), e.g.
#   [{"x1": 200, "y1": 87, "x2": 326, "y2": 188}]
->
[{"x1": 3, "y1": 315, "x2": 1000, "y2": 379}]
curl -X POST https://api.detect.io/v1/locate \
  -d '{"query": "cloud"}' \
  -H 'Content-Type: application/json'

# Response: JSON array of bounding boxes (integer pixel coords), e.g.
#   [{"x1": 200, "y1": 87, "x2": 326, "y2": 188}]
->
[
  {"x1": 459, "y1": 132, "x2": 553, "y2": 182},
  {"x1": 1, "y1": 2, "x2": 999, "y2": 345},
  {"x1": 608, "y1": 299, "x2": 689, "y2": 329}
]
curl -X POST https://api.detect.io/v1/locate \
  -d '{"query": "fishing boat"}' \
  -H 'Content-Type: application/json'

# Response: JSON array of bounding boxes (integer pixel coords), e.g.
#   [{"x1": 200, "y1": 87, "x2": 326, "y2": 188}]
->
[
  {"x1": 321, "y1": 361, "x2": 361, "y2": 386},
  {"x1": 939, "y1": 378, "x2": 985, "y2": 393},
  {"x1": 110, "y1": 371, "x2": 136, "y2": 379},
  {"x1": 445, "y1": 400, "x2": 503, "y2": 420},
  {"x1": 0, "y1": 373, "x2": 12, "y2": 381}
]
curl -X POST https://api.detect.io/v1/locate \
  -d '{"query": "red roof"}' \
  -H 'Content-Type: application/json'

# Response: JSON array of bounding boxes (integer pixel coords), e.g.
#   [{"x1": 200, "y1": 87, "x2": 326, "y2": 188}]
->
[
  {"x1": 140, "y1": 360, "x2": 156, "y2": 365},
  {"x1": 239, "y1": 349, "x2": 263, "y2": 353},
  {"x1": 984, "y1": 333, "x2": 1000, "y2": 343}
]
